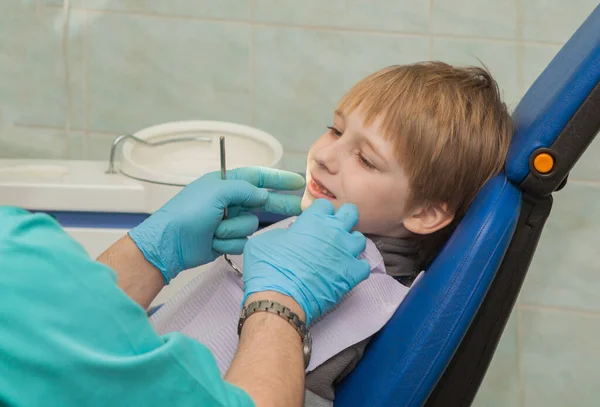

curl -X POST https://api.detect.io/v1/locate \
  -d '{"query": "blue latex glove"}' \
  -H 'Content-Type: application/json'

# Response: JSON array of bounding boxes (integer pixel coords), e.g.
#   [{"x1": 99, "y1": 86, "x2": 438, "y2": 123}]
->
[
  {"x1": 129, "y1": 167, "x2": 305, "y2": 283},
  {"x1": 242, "y1": 199, "x2": 371, "y2": 325}
]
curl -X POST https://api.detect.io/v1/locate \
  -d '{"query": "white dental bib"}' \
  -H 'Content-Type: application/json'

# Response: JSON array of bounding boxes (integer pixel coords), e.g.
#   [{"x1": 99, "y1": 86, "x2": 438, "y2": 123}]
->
[{"x1": 149, "y1": 218, "x2": 412, "y2": 374}]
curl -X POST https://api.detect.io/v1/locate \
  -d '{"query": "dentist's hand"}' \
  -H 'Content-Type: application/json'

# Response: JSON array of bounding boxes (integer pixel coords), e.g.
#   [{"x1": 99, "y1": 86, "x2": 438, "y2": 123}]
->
[
  {"x1": 242, "y1": 199, "x2": 371, "y2": 325},
  {"x1": 129, "y1": 167, "x2": 305, "y2": 283}
]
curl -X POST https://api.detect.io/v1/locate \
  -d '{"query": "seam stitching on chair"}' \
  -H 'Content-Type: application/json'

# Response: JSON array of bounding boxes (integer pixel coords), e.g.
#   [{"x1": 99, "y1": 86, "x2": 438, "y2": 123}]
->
[
  {"x1": 407, "y1": 182, "x2": 520, "y2": 404},
  {"x1": 411, "y1": 209, "x2": 518, "y2": 405},
  {"x1": 537, "y1": 60, "x2": 599, "y2": 144},
  {"x1": 374, "y1": 179, "x2": 518, "y2": 406},
  {"x1": 409, "y1": 201, "x2": 517, "y2": 404}
]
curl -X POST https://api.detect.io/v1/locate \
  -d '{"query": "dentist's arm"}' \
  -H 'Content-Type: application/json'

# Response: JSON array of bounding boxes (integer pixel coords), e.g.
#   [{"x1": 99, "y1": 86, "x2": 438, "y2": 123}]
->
[
  {"x1": 97, "y1": 167, "x2": 305, "y2": 308},
  {"x1": 97, "y1": 235, "x2": 164, "y2": 309},
  {"x1": 226, "y1": 291, "x2": 307, "y2": 407},
  {"x1": 226, "y1": 200, "x2": 371, "y2": 406}
]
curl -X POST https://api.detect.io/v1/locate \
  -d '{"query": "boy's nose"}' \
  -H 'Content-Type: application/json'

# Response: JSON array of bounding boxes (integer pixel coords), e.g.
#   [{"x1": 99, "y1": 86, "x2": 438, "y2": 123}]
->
[{"x1": 314, "y1": 143, "x2": 340, "y2": 174}]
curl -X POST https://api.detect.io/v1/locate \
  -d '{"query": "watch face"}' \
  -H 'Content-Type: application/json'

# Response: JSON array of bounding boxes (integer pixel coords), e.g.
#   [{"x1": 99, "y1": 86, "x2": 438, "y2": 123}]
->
[{"x1": 303, "y1": 332, "x2": 313, "y2": 368}]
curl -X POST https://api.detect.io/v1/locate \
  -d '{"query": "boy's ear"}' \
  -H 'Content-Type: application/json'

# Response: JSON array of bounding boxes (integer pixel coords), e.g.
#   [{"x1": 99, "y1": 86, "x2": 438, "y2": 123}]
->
[{"x1": 403, "y1": 203, "x2": 454, "y2": 235}]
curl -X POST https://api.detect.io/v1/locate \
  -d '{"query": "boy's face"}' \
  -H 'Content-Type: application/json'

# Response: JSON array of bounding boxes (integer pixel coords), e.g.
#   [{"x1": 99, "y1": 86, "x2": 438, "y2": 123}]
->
[{"x1": 301, "y1": 108, "x2": 414, "y2": 237}]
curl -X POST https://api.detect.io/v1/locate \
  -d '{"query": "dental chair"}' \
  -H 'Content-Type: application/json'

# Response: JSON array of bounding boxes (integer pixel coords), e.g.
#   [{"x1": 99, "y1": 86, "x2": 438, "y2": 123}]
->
[{"x1": 333, "y1": 5, "x2": 600, "y2": 406}]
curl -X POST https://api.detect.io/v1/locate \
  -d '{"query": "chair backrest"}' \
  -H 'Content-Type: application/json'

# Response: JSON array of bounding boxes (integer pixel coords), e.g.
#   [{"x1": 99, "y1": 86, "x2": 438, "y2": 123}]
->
[
  {"x1": 335, "y1": 4, "x2": 600, "y2": 406},
  {"x1": 335, "y1": 175, "x2": 521, "y2": 407}
]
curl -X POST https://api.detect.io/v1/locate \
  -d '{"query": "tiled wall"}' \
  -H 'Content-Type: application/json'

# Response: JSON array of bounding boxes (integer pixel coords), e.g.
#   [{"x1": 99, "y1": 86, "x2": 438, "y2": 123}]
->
[{"x1": 2, "y1": 1, "x2": 600, "y2": 405}]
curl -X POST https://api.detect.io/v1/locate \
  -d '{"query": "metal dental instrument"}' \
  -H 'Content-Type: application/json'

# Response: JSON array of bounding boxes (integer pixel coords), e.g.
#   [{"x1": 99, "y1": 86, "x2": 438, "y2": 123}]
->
[
  {"x1": 220, "y1": 136, "x2": 243, "y2": 277},
  {"x1": 220, "y1": 136, "x2": 228, "y2": 218}
]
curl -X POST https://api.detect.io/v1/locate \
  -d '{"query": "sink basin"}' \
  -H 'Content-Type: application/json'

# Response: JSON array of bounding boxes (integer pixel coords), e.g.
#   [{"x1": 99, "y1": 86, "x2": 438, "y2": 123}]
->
[{"x1": 119, "y1": 121, "x2": 283, "y2": 186}]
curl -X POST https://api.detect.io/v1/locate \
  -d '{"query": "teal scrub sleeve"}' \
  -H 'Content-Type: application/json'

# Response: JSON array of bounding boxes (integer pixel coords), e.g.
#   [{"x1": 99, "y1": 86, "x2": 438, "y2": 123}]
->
[{"x1": 0, "y1": 207, "x2": 255, "y2": 407}]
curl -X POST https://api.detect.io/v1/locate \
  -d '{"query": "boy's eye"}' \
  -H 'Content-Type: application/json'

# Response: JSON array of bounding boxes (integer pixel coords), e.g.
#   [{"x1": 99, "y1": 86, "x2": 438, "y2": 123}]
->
[
  {"x1": 327, "y1": 126, "x2": 342, "y2": 137},
  {"x1": 357, "y1": 152, "x2": 376, "y2": 170}
]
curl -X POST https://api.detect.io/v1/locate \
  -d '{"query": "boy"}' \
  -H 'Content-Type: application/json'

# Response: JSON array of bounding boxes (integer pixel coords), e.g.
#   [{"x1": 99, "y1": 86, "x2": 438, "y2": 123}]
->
[
  {"x1": 301, "y1": 61, "x2": 512, "y2": 287},
  {"x1": 151, "y1": 61, "x2": 513, "y2": 406}
]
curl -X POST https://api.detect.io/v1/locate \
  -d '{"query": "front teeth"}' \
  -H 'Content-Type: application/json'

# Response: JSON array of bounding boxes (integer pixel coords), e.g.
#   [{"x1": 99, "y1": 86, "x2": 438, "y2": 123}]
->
[{"x1": 315, "y1": 181, "x2": 335, "y2": 198}]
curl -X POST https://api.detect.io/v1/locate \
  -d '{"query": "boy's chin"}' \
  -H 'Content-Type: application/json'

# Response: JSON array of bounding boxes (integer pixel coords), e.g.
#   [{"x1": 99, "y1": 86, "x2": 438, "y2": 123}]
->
[{"x1": 300, "y1": 193, "x2": 312, "y2": 212}]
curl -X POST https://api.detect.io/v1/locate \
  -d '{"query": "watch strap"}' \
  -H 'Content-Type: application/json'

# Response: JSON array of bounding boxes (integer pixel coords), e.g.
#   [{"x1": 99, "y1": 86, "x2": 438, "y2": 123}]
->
[{"x1": 238, "y1": 299, "x2": 312, "y2": 368}]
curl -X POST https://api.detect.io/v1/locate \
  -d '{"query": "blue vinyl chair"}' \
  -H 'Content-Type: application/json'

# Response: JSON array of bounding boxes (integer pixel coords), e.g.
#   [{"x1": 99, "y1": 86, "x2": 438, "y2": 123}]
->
[{"x1": 334, "y1": 4, "x2": 600, "y2": 406}]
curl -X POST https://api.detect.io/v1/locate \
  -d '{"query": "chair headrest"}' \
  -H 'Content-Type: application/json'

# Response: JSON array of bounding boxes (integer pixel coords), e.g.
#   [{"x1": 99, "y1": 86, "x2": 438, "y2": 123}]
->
[{"x1": 505, "y1": 4, "x2": 600, "y2": 195}]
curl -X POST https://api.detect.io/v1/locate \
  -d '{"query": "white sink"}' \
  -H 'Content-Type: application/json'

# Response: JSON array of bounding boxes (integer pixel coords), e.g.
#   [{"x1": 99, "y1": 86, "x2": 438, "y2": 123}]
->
[
  {"x1": 0, "y1": 121, "x2": 283, "y2": 214},
  {"x1": 119, "y1": 121, "x2": 284, "y2": 186}
]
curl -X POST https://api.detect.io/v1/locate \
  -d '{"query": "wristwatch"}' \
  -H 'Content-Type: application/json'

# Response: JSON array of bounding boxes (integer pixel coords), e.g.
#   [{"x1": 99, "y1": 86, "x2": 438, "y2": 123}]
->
[{"x1": 238, "y1": 299, "x2": 312, "y2": 368}]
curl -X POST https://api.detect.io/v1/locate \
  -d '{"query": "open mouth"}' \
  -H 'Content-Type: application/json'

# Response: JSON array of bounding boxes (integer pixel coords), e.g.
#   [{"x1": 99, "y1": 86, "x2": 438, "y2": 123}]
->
[{"x1": 308, "y1": 176, "x2": 336, "y2": 199}]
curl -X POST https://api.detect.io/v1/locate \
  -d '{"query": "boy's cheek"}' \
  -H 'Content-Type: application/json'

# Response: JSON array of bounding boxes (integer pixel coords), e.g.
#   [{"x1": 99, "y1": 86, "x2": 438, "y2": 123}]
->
[{"x1": 352, "y1": 216, "x2": 368, "y2": 233}]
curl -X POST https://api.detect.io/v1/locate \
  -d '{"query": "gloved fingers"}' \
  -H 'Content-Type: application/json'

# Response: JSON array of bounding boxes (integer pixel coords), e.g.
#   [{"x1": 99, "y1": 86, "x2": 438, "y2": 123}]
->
[
  {"x1": 215, "y1": 213, "x2": 259, "y2": 239},
  {"x1": 260, "y1": 193, "x2": 302, "y2": 216},
  {"x1": 349, "y1": 259, "x2": 371, "y2": 285},
  {"x1": 220, "y1": 180, "x2": 270, "y2": 208},
  {"x1": 301, "y1": 198, "x2": 335, "y2": 217},
  {"x1": 334, "y1": 203, "x2": 360, "y2": 231},
  {"x1": 226, "y1": 167, "x2": 306, "y2": 191},
  {"x1": 219, "y1": 180, "x2": 303, "y2": 216},
  {"x1": 213, "y1": 237, "x2": 248, "y2": 255},
  {"x1": 347, "y1": 230, "x2": 367, "y2": 256},
  {"x1": 224, "y1": 205, "x2": 244, "y2": 218}
]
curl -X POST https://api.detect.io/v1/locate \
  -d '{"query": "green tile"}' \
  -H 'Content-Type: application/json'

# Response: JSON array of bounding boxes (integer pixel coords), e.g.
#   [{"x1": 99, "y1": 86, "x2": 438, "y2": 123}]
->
[
  {"x1": 571, "y1": 141, "x2": 600, "y2": 183},
  {"x1": 281, "y1": 152, "x2": 308, "y2": 173},
  {"x1": 45, "y1": 0, "x2": 251, "y2": 20},
  {"x1": 68, "y1": 131, "x2": 86, "y2": 159},
  {"x1": 522, "y1": 0, "x2": 598, "y2": 43},
  {"x1": 433, "y1": 0, "x2": 517, "y2": 39},
  {"x1": 472, "y1": 311, "x2": 520, "y2": 407},
  {"x1": 87, "y1": 132, "x2": 119, "y2": 161},
  {"x1": 254, "y1": 26, "x2": 429, "y2": 151},
  {"x1": 0, "y1": 126, "x2": 81, "y2": 160},
  {"x1": 522, "y1": 44, "x2": 562, "y2": 95},
  {"x1": 0, "y1": 4, "x2": 85, "y2": 129},
  {"x1": 432, "y1": 38, "x2": 520, "y2": 111},
  {"x1": 254, "y1": 0, "x2": 429, "y2": 33},
  {"x1": 521, "y1": 182, "x2": 600, "y2": 311},
  {"x1": 86, "y1": 14, "x2": 251, "y2": 134},
  {"x1": 520, "y1": 307, "x2": 600, "y2": 407}
]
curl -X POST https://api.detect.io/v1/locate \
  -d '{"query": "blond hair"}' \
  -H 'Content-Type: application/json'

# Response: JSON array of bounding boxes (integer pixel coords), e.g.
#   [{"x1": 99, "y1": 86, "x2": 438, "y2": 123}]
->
[{"x1": 338, "y1": 62, "x2": 513, "y2": 219}]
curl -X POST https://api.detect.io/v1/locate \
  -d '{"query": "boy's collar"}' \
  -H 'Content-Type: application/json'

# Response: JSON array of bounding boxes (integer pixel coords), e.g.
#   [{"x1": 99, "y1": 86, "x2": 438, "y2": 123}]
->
[{"x1": 364, "y1": 234, "x2": 422, "y2": 285}]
